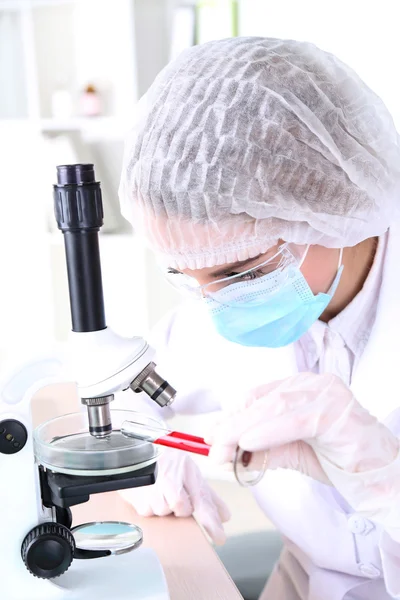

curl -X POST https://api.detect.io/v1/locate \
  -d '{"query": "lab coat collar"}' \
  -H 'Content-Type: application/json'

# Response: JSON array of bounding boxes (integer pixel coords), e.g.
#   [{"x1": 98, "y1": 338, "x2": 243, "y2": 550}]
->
[{"x1": 351, "y1": 222, "x2": 400, "y2": 422}]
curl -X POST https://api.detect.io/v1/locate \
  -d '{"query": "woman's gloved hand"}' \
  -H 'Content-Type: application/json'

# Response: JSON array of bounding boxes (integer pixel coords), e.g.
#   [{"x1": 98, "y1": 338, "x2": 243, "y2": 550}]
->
[
  {"x1": 119, "y1": 449, "x2": 230, "y2": 545},
  {"x1": 206, "y1": 373, "x2": 400, "y2": 527}
]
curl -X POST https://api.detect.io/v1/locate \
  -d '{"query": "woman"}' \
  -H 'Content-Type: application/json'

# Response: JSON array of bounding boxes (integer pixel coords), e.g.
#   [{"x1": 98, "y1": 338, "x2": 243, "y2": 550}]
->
[{"x1": 118, "y1": 37, "x2": 400, "y2": 599}]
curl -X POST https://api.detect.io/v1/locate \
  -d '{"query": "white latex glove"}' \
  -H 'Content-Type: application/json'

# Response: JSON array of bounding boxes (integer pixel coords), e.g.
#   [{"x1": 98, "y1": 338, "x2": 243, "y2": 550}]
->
[
  {"x1": 207, "y1": 373, "x2": 400, "y2": 529},
  {"x1": 119, "y1": 449, "x2": 230, "y2": 545}
]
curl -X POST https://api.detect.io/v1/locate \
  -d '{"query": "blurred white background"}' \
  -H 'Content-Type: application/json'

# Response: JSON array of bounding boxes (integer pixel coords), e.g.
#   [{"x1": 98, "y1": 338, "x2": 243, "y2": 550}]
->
[{"x1": 0, "y1": 0, "x2": 399, "y2": 361}]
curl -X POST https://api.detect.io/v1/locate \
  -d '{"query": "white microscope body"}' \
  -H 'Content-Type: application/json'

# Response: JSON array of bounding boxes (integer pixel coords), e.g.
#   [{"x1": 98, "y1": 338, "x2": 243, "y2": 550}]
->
[
  {"x1": 0, "y1": 330, "x2": 170, "y2": 600},
  {"x1": 0, "y1": 164, "x2": 174, "y2": 599}
]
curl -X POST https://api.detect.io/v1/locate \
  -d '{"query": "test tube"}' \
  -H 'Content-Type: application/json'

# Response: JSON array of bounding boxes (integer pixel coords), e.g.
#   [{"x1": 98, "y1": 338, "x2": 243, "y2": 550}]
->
[
  {"x1": 121, "y1": 418, "x2": 268, "y2": 486},
  {"x1": 121, "y1": 420, "x2": 210, "y2": 456}
]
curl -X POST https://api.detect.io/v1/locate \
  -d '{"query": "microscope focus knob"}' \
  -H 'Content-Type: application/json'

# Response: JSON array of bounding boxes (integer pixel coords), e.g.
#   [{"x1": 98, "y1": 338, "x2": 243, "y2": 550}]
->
[{"x1": 21, "y1": 523, "x2": 75, "y2": 579}]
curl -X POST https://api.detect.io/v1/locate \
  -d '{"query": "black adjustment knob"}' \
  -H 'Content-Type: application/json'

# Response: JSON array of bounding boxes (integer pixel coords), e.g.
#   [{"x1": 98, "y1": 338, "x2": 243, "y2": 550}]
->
[
  {"x1": 0, "y1": 419, "x2": 27, "y2": 454},
  {"x1": 21, "y1": 523, "x2": 75, "y2": 579}
]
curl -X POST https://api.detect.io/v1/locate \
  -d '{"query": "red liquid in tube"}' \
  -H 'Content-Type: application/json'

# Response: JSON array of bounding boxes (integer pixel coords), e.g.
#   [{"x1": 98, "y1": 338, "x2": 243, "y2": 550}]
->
[{"x1": 153, "y1": 431, "x2": 210, "y2": 456}]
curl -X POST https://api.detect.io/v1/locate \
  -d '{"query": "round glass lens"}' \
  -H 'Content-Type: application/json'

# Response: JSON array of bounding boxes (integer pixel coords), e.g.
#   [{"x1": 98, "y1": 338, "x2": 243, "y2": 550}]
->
[
  {"x1": 233, "y1": 448, "x2": 268, "y2": 487},
  {"x1": 72, "y1": 522, "x2": 143, "y2": 554}
]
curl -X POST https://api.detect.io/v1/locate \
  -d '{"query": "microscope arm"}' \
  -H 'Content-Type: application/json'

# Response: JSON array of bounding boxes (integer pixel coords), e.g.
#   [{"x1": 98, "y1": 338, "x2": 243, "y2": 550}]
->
[{"x1": 53, "y1": 164, "x2": 176, "y2": 437}]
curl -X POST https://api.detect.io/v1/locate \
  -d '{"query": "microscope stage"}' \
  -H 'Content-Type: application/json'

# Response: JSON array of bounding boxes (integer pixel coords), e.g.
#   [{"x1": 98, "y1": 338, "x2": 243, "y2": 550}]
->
[{"x1": 34, "y1": 410, "x2": 163, "y2": 476}]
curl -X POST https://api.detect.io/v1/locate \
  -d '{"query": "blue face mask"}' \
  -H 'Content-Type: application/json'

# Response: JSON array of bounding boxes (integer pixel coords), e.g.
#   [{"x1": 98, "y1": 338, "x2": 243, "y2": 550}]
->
[{"x1": 205, "y1": 253, "x2": 343, "y2": 348}]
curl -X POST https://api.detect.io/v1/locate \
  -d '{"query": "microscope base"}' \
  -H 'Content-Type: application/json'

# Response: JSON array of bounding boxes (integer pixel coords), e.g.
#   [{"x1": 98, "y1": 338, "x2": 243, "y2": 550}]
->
[{"x1": 8, "y1": 548, "x2": 170, "y2": 600}]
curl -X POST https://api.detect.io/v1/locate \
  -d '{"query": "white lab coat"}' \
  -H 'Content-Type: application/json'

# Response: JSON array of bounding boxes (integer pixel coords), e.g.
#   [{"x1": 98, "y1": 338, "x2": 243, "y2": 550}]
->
[{"x1": 135, "y1": 222, "x2": 400, "y2": 600}]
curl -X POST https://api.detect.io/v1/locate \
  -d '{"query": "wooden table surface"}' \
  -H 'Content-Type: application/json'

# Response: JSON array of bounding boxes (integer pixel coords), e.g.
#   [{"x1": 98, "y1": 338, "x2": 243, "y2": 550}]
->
[{"x1": 72, "y1": 491, "x2": 243, "y2": 600}]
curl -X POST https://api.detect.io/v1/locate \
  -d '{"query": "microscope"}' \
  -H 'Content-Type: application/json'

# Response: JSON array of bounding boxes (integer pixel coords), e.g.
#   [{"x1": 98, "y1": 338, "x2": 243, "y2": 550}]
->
[{"x1": 0, "y1": 164, "x2": 176, "y2": 599}]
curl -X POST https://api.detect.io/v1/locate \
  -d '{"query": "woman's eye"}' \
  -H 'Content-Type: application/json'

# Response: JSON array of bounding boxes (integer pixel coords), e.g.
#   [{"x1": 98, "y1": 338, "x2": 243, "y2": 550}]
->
[{"x1": 237, "y1": 270, "x2": 262, "y2": 281}]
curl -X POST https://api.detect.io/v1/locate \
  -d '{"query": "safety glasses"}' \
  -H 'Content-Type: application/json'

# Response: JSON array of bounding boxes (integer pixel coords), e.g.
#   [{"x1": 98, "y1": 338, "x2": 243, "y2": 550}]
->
[{"x1": 164, "y1": 243, "x2": 308, "y2": 300}]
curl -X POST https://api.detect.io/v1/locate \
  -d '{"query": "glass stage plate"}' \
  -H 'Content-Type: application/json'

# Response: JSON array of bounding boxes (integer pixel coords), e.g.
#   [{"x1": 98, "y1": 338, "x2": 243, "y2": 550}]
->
[{"x1": 34, "y1": 410, "x2": 164, "y2": 476}]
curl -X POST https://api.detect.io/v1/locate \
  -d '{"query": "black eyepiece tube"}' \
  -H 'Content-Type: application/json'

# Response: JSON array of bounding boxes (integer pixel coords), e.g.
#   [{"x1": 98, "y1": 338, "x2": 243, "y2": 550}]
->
[
  {"x1": 57, "y1": 163, "x2": 96, "y2": 185},
  {"x1": 53, "y1": 164, "x2": 106, "y2": 333}
]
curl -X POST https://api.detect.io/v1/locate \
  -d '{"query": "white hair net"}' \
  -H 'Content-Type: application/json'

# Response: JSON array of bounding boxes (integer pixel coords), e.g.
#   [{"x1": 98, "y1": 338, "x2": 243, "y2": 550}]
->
[{"x1": 119, "y1": 37, "x2": 400, "y2": 270}]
